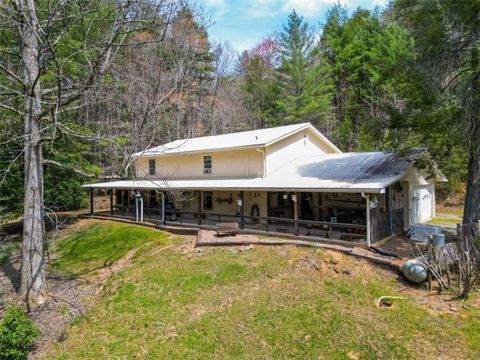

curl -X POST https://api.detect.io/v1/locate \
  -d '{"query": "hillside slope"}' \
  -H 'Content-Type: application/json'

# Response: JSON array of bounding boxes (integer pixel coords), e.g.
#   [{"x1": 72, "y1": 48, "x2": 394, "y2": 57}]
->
[{"x1": 44, "y1": 220, "x2": 479, "y2": 359}]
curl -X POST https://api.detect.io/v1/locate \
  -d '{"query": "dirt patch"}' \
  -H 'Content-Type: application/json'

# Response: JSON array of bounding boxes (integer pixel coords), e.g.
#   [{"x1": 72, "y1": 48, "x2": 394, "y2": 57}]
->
[
  {"x1": 375, "y1": 236, "x2": 418, "y2": 259},
  {"x1": 0, "y1": 249, "x2": 96, "y2": 359},
  {"x1": 29, "y1": 278, "x2": 96, "y2": 359},
  {"x1": 197, "y1": 229, "x2": 263, "y2": 245}
]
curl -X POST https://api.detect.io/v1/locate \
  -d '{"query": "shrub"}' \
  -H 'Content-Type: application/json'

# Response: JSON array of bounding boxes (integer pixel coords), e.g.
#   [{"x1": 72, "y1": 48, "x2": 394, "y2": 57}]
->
[{"x1": 0, "y1": 306, "x2": 39, "y2": 360}]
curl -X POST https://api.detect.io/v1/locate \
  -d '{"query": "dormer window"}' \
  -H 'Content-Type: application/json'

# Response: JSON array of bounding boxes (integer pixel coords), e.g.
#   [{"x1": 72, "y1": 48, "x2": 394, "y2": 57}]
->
[
  {"x1": 148, "y1": 159, "x2": 156, "y2": 175},
  {"x1": 203, "y1": 155, "x2": 212, "y2": 174}
]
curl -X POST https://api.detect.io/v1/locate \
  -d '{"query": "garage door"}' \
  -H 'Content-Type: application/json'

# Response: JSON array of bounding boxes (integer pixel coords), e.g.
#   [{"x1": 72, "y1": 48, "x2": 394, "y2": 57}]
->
[{"x1": 411, "y1": 184, "x2": 434, "y2": 224}]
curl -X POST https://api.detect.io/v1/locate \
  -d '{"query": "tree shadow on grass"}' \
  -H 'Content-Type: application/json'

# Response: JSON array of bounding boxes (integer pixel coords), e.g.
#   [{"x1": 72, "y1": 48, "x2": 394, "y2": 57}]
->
[
  {"x1": 0, "y1": 254, "x2": 21, "y2": 294},
  {"x1": 52, "y1": 235, "x2": 132, "y2": 278}
]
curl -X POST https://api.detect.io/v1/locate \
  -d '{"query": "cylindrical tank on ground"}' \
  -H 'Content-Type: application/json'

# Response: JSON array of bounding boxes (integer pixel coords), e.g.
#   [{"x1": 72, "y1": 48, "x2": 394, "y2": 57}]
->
[
  {"x1": 432, "y1": 234, "x2": 445, "y2": 247},
  {"x1": 402, "y1": 259, "x2": 428, "y2": 283}
]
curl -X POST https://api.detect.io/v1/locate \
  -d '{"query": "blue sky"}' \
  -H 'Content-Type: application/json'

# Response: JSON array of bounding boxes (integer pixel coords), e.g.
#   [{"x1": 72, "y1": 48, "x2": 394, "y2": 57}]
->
[{"x1": 201, "y1": 0, "x2": 389, "y2": 52}]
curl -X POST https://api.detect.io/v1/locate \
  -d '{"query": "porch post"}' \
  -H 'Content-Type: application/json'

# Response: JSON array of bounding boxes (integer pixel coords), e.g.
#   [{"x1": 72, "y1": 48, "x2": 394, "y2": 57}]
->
[
  {"x1": 366, "y1": 194, "x2": 371, "y2": 247},
  {"x1": 122, "y1": 191, "x2": 126, "y2": 216},
  {"x1": 110, "y1": 190, "x2": 114, "y2": 215},
  {"x1": 135, "y1": 192, "x2": 139, "y2": 222},
  {"x1": 161, "y1": 191, "x2": 165, "y2": 224},
  {"x1": 266, "y1": 191, "x2": 271, "y2": 217},
  {"x1": 89, "y1": 188, "x2": 94, "y2": 215},
  {"x1": 293, "y1": 192, "x2": 299, "y2": 236},
  {"x1": 240, "y1": 191, "x2": 245, "y2": 229},
  {"x1": 386, "y1": 186, "x2": 392, "y2": 234},
  {"x1": 197, "y1": 191, "x2": 202, "y2": 225}
]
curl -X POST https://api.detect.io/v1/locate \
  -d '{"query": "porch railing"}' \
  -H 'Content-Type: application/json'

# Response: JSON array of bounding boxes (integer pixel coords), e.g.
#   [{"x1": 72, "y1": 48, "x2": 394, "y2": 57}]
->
[{"x1": 110, "y1": 205, "x2": 367, "y2": 243}]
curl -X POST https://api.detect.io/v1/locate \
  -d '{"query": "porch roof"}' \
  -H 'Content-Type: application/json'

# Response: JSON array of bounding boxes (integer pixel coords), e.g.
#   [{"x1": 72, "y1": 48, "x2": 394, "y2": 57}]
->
[{"x1": 85, "y1": 151, "x2": 421, "y2": 193}]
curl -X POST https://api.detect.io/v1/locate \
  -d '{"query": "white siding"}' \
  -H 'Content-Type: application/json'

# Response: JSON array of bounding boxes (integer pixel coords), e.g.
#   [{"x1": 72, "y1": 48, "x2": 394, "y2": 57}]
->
[
  {"x1": 400, "y1": 167, "x2": 435, "y2": 227},
  {"x1": 265, "y1": 128, "x2": 334, "y2": 176},
  {"x1": 135, "y1": 148, "x2": 264, "y2": 179}
]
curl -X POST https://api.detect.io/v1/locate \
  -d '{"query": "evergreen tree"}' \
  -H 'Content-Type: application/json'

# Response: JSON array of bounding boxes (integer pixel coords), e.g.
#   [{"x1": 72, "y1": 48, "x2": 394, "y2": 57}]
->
[
  {"x1": 238, "y1": 39, "x2": 281, "y2": 128},
  {"x1": 393, "y1": 0, "x2": 480, "y2": 225},
  {"x1": 321, "y1": 6, "x2": 414, "y2": 151},
  {"x1": 277, "y1": 10, "x2": 314, "y2": 123}
]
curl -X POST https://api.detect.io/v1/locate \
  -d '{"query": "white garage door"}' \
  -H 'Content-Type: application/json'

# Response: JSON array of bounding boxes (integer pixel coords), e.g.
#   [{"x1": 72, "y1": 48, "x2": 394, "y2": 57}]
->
[{"x1": 411, "y1": 184, "x2": 434, "y2": 224}]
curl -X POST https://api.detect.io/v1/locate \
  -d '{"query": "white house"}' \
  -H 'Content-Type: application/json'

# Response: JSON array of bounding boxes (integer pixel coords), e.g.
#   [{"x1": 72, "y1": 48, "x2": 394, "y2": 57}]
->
[{"x1": 85, "y1": 123, "x2": 436, "y2": 246}]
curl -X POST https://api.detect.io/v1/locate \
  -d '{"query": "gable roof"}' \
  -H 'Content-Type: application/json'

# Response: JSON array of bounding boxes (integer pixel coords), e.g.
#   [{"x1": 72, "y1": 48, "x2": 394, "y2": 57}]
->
[
  {"x1": 86, "y1": 151, "x2": 424, "y2": 193},
  {"x1": 132, "y1": 123, "x2": 341, "y2": 157}
]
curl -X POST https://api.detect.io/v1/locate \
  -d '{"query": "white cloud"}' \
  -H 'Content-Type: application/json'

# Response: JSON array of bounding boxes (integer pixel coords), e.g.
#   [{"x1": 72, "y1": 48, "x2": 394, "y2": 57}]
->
[
  {"x1": 246, "y1": 0, "x2": 350, "y2": 18},
  {"x1": 281, "y1": 0, "x2": 350, "y2": 15},
  {"x1": 246, "y1": 0, "x2": 281, "y2": 17}
]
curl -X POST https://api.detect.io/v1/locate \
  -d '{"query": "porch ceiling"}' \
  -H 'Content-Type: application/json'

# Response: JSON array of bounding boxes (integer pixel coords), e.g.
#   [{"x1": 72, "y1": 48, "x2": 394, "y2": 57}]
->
[{"x1": 83, "y1": 178, "x2": 386, "y2": 193}]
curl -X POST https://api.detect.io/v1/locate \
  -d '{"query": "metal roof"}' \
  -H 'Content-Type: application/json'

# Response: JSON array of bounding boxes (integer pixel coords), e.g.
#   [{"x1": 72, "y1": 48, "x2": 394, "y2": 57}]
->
[
  {"x1": 131, "y1": 123, "x2": 340, "y2": 157},
  {"x1": 85, "y1": 151, "x2": 420, "y2": 193}
]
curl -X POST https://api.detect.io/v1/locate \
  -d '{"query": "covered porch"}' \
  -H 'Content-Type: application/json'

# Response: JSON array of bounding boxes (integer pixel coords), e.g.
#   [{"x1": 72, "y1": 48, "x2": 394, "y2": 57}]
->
[{"x1": 87, "y1": 185, "x2": 407, "y2": 246}]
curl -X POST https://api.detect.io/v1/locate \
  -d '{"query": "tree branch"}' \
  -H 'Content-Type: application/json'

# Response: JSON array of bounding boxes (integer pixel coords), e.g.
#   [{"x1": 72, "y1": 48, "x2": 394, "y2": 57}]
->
[{"x1": 43, "y1": 159, "x2": 121, "y2": 179}]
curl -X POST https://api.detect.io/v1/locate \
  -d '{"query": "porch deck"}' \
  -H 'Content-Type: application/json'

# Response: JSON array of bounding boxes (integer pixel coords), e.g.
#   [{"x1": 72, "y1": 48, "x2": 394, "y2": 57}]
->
[{"x1": 96, "y1": 205, "x2": 368, "y2": 246}]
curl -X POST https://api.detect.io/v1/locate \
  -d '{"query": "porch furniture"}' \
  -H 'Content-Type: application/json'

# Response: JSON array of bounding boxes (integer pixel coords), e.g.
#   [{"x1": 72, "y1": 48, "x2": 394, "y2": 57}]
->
[{"x1": 216, "y1": 222, "x2": 240, "y2": 236}]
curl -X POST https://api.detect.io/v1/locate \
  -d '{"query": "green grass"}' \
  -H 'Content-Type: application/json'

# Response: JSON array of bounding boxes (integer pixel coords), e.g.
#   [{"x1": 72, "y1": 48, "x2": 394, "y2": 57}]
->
[
  {"x1": 51, "y1": 220, "x2": 170, "y2": 276},
  {"x1": 436, "y1": 208, "x2": 464, "y2": 217},
  {"x1": 47, "y1": 220, "x2": 480, "y2": 359},
  {"x1": 428, "y1": 217, "x2": 462, "y2": 225}
]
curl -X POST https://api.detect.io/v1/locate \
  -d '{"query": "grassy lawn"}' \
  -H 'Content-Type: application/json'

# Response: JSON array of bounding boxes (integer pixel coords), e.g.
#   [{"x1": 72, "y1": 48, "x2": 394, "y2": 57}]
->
[
  {"x1": 51, "y1": 220, "x2": 171, "y2": 276},
  {"x1": 428, "y1": 217, "x2": 462, "y2": 225},
  {"x1": 435, "y1": 207, "x2": 464, "y2": 217},
  {"x1": 47, "y1": 220, "x2": 479, "y2": 359}
]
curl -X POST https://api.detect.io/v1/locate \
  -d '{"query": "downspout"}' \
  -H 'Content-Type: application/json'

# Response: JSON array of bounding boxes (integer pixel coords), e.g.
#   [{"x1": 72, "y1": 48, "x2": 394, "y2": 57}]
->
[
  {"x1": 161, "y1": 191, "x2": 165, "y2": 224},
  {"x1": 256, "y1": 148, "x2": 266, "y2": 177},
  {"x1": 362, "y1": 193, "x2": 371, "y2": 248}
]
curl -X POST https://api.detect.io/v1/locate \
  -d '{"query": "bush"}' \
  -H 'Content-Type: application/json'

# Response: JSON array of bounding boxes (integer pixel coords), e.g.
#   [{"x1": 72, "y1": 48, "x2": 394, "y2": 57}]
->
[{"x1": 0, "y1": 306, "x2": 39, "y2": 360}]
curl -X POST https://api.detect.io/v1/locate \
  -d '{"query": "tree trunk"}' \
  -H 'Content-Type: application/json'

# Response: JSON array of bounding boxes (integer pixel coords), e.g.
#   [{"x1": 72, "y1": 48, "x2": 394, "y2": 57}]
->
[
  {"x1": 463, "y1": 59, "x2": 480, "y2": 230},
  {"x1": 18, "y1": 0, "x2": 47, "y2": 305},
  {"x1": 463, "y1": 122, "x2": 480, "y2": 228}
]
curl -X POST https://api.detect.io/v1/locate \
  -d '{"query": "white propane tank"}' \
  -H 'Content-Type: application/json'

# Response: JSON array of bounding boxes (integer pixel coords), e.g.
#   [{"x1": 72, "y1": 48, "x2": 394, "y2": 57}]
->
[{"x1": 402, "y1": 259, "x2": 428, "y2": 283}]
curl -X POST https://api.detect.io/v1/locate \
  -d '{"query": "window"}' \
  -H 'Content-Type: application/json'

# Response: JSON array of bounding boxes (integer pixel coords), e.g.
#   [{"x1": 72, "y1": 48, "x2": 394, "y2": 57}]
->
[
  {"x1": 204, "y1": 192, "x2": 213, "y2": 210},
  {"x1": 148, "y1": 159, "x2": 156, "y2": 175},
  {"x1": 203, "y1": 155, "x2": 212, "y2": 174}
]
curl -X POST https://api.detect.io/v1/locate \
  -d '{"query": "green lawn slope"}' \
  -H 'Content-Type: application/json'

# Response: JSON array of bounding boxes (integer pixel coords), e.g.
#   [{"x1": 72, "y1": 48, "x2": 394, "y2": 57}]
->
[{"x1": 47, "y1": 220, "x2": 480, "y2": 359}]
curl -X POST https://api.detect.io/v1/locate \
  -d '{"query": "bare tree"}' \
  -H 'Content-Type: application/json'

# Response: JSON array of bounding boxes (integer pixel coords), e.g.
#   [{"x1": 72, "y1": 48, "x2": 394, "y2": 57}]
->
[
  {"x1": 0, "y1": 0, "x2": 191, "y2": 306},
  {"x1": 209, "y1": 41, "x2": 236, "y2": 135}
]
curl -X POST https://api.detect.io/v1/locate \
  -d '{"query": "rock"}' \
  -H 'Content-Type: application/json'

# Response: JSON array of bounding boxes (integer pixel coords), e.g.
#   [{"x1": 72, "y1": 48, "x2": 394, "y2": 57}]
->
[
  {"x1": 347, "y1": 351, "x2": 359, "y2": 360},
  {"x1": 379, "y1": 298, "x2": 393, "y2": 307},
  {"x1": 57, "y1": 331, "x2": 68, "y2": 342},
  {"x1": 165, "y1": 331, "x2": 178, "y2": 339}
]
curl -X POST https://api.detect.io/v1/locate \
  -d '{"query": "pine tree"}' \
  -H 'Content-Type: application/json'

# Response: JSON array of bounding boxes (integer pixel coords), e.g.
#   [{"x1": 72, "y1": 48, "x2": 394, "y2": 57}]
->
[
  {"x1": 238, "y1": 38, "x2": 281, "y2": 128},
  {"x1": 277, "y1": 10, "x2": 332, "y2": 126}
]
